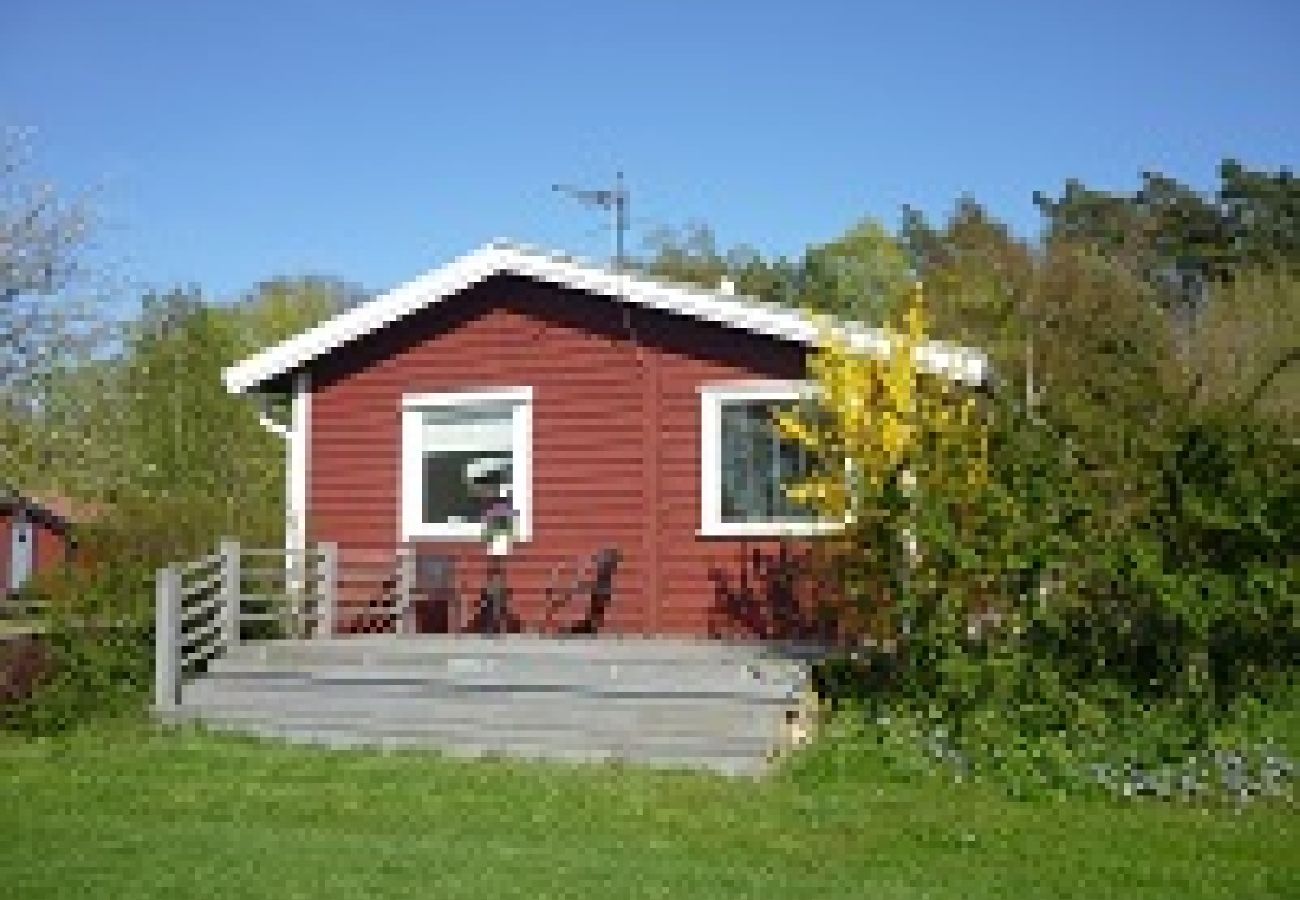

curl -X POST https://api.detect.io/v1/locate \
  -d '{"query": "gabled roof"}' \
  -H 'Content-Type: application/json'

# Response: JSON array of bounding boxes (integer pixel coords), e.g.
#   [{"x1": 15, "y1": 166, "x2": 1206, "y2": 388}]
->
[
  {"x1": 0, "y1": 487, "x2": 101, "y2": 530},
  {"x1": 222, "y1": 241, "x2": 988, "y2": 394}
]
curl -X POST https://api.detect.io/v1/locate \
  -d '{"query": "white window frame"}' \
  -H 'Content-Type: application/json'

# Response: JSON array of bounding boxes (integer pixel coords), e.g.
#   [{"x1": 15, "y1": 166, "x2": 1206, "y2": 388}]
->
[
  {"x1": 698, "y1": 380, "x2": 845, "y2": 538},
  {"x1": 400, "y1": 387, "x2": 533, "y2": 542}
]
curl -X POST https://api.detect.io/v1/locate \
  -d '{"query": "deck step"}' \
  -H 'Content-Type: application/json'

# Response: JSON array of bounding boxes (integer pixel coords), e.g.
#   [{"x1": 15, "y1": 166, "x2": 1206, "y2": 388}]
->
[
  {"x1": 197, "y1": 667, "x2": 799, "y2": 702},
  {"x1": 163, "y1": 708, "x2": 778, "y2": 755},
  {"x1": 172, "y1": 700, "x2": 782, "y2": 744},
  {"x1": 214, "y1": 640, "x2": 811, "y2": 688},
  {"x1": 183, "y1": 717, "x2": 774, "y2": 776},
  {"x1": 180, "y1": 685, "x2": 785, "y2": 720},
  {"x1": 221, "y1": 634, "x2": 825, "y2": 665},
  {"x1": 163, "y1": 637, "x2": 819, "y2": 776}
]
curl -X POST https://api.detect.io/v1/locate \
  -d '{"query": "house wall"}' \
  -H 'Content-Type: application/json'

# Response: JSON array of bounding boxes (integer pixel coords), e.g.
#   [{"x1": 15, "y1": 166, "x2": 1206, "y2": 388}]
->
[
  {"x1": 306, "y1": 274, "x2": 843, "y2": 640},
  {"x1": 34, "y1": 520, "x2": 67, "y2": 576}
]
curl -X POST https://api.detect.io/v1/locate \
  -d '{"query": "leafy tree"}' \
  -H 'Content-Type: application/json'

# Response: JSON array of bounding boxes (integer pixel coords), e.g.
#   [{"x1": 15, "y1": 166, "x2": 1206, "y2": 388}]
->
[
  {"x1": 230, "y1": 275, "x2": 366, "y2": 357},
  {"x1": 899, "y1": 200, "x2": 1036, "y2": 400},
  {"x1": 1033, "y1": 161, "x2": 1299, "y2": 318},
  {"x1": 785, "y1": 196, "x2": 1296, "y2": 794},
  {"x1": 1184, "y1": 267, "x2": 1300, "y2": 427},
  {"x1": 0, "y1": 128, "x2": 104, "y2": 485},
  {"x1": 14, "y1": 276, "x2": 353, "y2": 558},
  {"x1": 1217, "y1": 159, "x2": 1299, "y2": 273},
  {"x1": 639, "y1": 222, "x2": 801, "y2": 305},
  {"x1": 0, "y1": 128, "x2": 98, "y2": 388},
  {"x1": 797, "y1": 220, "x2": 914, "y2": 323},
  {"x1": 641, "y1": 219, "x2": 915, "y2": 322},
  {"x1": 640, "y1": 223, "x2": 739, "y2": 290},
  {"x1": 6, "y1": 276, "x2": 356, "y2": 733}
]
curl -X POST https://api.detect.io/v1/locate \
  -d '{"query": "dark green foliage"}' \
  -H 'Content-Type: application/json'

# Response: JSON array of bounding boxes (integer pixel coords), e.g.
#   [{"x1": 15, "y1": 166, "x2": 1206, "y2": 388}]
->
[
  {"x1": 1218, "y1": 159, "x2": 1300, "y2": 272},
  {"x1": 814, "y1": 376, "x2": 1298, "y2": 798},
  {"x1": 805, "y1": 185, "x2": 1296, "y2": 796},
  {"x1": 1, "y1": 560, "x2": 154, "y2": 735},
  {"x1": 1033, "y1": 160, "x2": 1299, "y2": 312}
]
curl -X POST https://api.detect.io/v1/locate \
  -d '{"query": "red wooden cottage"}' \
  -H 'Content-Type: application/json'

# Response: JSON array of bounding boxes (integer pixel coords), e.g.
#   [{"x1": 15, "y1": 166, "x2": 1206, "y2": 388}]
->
[{"x1": 222, "y1": 243, "x2": 986, "y2": 641}]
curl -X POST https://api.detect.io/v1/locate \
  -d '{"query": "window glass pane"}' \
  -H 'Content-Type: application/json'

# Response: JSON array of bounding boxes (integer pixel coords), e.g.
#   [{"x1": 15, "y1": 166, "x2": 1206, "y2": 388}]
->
[
  {"x1": 422, "y1": 450, "x2": 512, "y2": 526},
  {"x1": 418, "y1": 401, "x2": 517, "y2": 527},
  {"x1": 719, "y1": 399, "x2": 818, "y2": 524},
  {"x1": 720, "y1": 402, "x2": 771, "y2": 521}
]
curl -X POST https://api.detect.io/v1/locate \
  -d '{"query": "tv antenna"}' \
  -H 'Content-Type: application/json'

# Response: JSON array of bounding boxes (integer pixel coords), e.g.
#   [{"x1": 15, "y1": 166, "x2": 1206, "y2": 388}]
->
[{"x1": 552, "y1": 171, "x2": 629, "y2": 271}]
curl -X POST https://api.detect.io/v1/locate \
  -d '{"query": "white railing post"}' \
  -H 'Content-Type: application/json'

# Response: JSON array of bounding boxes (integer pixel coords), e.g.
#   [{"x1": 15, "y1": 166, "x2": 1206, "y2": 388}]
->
[
  {"x1": 220, "y1": 538, "x2": 241, "y2": 649},
  {"x1": 154, "y1": 565, "x2": 180, "y2": 710},
  {"x1": 287, "y1": 548, "x2": 305, "y2": 639},
  {"x1": 317, "y1": 542, "x2": 338, "y2": 639},
  {"x1": 397, "y1": 546, "x2": 414, "y2": 635}
]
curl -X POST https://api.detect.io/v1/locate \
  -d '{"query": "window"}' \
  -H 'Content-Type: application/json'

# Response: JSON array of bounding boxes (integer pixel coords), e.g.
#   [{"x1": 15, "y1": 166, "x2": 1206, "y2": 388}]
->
[
  {"x1": 401, "y1": 388, "x2": 532, "y2": 541},
  {"x1": 700, "y1": 381, "x2": 839, "y2": 537}
]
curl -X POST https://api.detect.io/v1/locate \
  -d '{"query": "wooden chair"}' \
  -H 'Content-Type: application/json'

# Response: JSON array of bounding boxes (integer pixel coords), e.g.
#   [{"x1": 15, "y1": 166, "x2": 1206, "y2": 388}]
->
[
  {"x1": 414, "y1": 552, "x2": 459, "y2": 634},
  {"x1": 543, "y1": 548, "x2": 621, "y2": 635}
]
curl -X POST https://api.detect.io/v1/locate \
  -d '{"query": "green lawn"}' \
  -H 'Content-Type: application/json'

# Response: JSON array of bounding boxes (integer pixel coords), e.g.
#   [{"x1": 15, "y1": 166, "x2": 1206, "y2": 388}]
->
[{"x1": 2, "y1": 719, "x2": 1295, "y2": 899}]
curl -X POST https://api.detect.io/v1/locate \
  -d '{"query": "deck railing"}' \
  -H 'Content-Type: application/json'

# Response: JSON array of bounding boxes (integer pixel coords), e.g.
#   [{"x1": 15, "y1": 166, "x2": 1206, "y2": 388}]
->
[
  {"x1": 154, "y1": 540, "x2": 622, "y2": 709},
  {"x1": 332, "y1": 546, "x2": 417, "y2": 635},
  {"x1": 155, "y1": 540, "x2": 345, "y2": 710}
]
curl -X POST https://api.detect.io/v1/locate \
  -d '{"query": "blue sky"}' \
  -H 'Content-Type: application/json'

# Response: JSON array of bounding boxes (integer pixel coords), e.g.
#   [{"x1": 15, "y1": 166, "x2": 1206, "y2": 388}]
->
[{"x1": 4, "y1": 1, "x2": 1297, "y2": 302}]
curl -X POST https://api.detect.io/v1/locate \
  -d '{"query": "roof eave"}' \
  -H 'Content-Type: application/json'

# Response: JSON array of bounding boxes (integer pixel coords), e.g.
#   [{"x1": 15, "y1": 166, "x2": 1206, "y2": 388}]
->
[{"x1": 220, "y1": 242, "x2": 990, "y2": 393}]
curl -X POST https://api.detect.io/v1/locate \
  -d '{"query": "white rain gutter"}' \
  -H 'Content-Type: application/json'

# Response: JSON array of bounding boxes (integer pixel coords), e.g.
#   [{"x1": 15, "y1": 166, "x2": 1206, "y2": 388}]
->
[{"x1": 250, "y1": 373, "x2": 310, "y2": 564}]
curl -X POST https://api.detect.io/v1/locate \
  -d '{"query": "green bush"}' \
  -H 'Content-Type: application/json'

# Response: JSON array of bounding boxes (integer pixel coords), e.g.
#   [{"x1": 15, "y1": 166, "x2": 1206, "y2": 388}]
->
[
  {"x1": 812, "y1": 391, "x2": 1298, "y2": 801},
  {"x1": 2, "y1": 560, "x2": 155, "y2": 735},
  {"x1": 1, "y1": 487, "x2": 278, "y2": 735}
]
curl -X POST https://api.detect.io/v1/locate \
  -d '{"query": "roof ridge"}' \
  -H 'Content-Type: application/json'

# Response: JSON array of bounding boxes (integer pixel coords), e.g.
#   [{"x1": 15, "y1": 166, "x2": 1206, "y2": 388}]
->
[
  {"x1": 482, "y1": 239, "x2": 801, "y2": 311},
  {"x1": 222, "y1": 240, "x2": 988, "y2": 393}
]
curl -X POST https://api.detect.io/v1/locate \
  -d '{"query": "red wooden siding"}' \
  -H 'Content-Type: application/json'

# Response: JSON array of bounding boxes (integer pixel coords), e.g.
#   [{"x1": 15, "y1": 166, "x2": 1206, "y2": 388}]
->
[
  {"x1": 307, "y1": 274, "x2": 844, "y2": 639},
  {"x1": 36, "y1": 520, "x2": 64, "y2": 575}
]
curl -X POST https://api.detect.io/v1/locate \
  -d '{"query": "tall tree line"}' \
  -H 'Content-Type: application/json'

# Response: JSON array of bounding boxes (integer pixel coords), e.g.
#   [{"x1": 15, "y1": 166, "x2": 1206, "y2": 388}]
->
[
  {"x1": 4, "y1": 140, "x2": 1293, "y2": 563},
  {"x1": 641, "y1": 160, "x2": 1298, "y2": 427}
]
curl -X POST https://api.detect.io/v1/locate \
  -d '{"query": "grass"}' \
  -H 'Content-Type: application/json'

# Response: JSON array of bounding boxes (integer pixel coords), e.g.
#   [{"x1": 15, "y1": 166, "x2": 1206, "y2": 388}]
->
[{"x1": 2, "y1": 716, "x2": 1295, "y2": 899}]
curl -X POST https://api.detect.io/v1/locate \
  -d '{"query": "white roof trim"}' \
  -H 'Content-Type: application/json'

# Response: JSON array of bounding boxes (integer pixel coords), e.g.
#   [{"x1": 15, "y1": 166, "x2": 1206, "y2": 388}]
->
[{"x1": 222, "y1": 241, "x2": 988, "y2": 394}]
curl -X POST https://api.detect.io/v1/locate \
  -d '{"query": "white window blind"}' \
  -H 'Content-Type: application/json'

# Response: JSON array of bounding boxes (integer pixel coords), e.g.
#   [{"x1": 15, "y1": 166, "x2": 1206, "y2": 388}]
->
[{"x1": 422, "y1": 404, "x2": 515, "y2": 452}]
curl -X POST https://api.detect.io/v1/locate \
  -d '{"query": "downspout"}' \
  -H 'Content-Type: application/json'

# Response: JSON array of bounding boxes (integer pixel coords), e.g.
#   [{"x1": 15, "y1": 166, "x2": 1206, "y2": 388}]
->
[
  {"x1": 254, "y1": 390, "x2": 292, "y2": 559},
  {"x1": 288, "y1": 372, "x2": 311, "y2": 573},
  {"x1": 252, "y1": 372, "x2": 310, "y2": 565}
]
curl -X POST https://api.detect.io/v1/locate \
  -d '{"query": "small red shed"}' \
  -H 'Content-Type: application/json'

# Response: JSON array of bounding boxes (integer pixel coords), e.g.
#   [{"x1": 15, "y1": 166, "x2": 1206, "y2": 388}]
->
[
  {"x1": 222, "y1": 243, "x2": 986, "y2": 640},
  {"x1": 1, "y1": 490, "x2": 85, "y2": 599}
]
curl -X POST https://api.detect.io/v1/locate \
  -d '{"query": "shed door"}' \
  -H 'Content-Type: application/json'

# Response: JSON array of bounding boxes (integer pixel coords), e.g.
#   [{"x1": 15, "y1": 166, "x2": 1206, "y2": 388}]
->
[{"x1": 9, "y1": 514, "x2": 34, "y2": 591}]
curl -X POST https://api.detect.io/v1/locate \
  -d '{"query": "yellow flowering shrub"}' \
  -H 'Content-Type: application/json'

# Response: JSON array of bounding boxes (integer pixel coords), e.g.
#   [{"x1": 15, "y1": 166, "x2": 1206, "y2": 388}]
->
[{"x1": 776, "y1": 282, "x2": 991, "y2": 639}]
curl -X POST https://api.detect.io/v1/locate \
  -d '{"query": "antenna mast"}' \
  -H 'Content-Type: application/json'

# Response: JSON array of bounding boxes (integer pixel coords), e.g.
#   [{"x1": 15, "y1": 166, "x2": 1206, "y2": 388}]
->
[{"x1": 552, "y1": 171, "x2": 629, "y2": 271}]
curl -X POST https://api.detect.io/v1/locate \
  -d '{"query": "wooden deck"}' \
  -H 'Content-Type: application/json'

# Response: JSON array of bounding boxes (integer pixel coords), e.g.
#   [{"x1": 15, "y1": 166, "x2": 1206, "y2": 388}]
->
[
  {"x1": 152, "y1": 541, "x2": 826, "y2": 775},
  {"x1": 158, "y1": 635, "x2": 822, "y2": 776}
]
